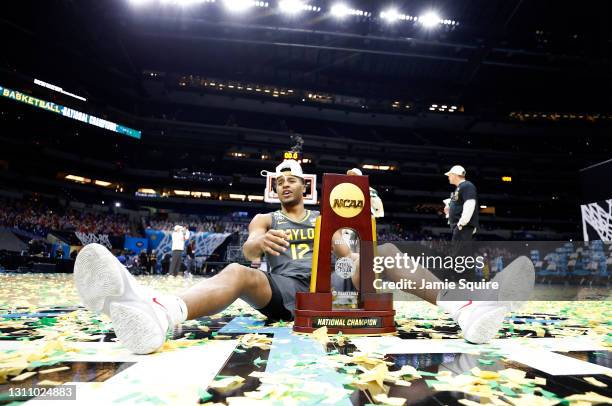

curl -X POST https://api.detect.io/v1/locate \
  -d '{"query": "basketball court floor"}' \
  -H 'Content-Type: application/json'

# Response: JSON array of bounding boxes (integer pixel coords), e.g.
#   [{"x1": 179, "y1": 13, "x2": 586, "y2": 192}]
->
[{"x1": 1, "y1": 274, "x2": 611, "y2": 405}]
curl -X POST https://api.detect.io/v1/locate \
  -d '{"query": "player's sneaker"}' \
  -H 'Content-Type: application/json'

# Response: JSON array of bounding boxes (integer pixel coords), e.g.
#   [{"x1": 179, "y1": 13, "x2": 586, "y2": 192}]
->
[
  {"x1": 491, "y1": 255, "x2": 535, "y2": 311},
  {"x1": 439, "y1": 256, "x2": 535, "y2": 343},
  {"x1": 74, "y1": 243, "x2": 187, "y2": 354}
]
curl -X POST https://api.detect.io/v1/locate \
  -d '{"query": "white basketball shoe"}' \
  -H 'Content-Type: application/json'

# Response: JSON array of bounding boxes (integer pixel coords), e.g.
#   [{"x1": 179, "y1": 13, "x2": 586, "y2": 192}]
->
[
  {"x1": 438, "y1": 256, "x2": 535, "y2": 344},
  {"x1": 74, "y1": 244, "x2": 187, "y2": 354}
]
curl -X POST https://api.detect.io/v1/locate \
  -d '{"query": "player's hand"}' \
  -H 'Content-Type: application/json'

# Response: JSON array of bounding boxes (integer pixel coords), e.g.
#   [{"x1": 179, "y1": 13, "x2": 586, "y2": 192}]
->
[
  {"x1": 444, "y1": 206, "x2": 449, "y2": 215},
  {"x1": 260, "y1": 229, "x2": 290, "y2": 256}
]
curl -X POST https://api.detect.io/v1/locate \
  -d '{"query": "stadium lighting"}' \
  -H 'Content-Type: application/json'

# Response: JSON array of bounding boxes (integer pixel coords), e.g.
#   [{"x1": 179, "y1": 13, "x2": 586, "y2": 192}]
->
[
  {"x1": 330, "y1": 3, "x2": 350, "y2": 18},
  {"x1": 279, "y1": 0, "x2": 304, "y2": 14},
  {"x1": 380, "y1": 8, "x2": 400, "y2": 23},
  {"x1": 129, "y1": 0, "x2": 153, "y2": 5},
  {"x1": 94, "y1": 180, "x2": 112, "y2": 187},
  {"x1": 160, "y1": 0, "x2": 211, "y2": 5},
  {"x1": 223, "y1": 0, "x2": 254, "y2": 12},
  {"x1": 419, "y1": 11, "x2": 441, "y2": 28},
  {"x1": 65, "y1": 175, "x2": 90, "y2": 184},
  {"x1": 115, "y1": 202, "x2": 121, "y2": 208}
]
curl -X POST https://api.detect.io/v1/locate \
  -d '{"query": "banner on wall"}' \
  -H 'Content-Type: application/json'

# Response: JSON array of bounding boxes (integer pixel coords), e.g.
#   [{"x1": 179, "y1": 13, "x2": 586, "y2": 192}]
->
[
  {"x1": 75, "y1": 232, "x2": 112, "y2": 249},
  {"x1": 124, "y1": 236, "x2": 148, "y2": 253},
  {"x1": 145, "y1": 229, "x2": 231, "y2": 262}
]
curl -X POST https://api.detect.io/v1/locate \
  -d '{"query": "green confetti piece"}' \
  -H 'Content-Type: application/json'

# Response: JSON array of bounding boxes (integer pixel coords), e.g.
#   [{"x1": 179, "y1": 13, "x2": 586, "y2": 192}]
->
[
  {"x1": 424, "y1": 380, "x2": 437, "y2": 388},
  {"x1": 478, "y1": 358, "x2": 495, "y2": 365},
  {"x1": 114, "y1": 392, "x2": 143, "y2": 403},
  {"x1": 233, "y1": 348, "x2": 246, "y2": 353},
  {"x1": 29, "y1": 359, "x2": 63, "y2": 368},
  {"x1": 521, "y1": 384, "x2": 535, "y2": 394},
  {"x1": 198, "y1": 389, "x2": 213, "y2": 402},
  {"x1": 500, "y1": 385, "x2": 518, "y2": 397},
  {"x1": 538, "y1": 388, "x2": 559, "y2": 399},
  {"x1": 254, "y1": 356, "x2": 267, "y2": 367},
  {"x1": 418, "y1": 371, "x2": 438, "y2": 377}
]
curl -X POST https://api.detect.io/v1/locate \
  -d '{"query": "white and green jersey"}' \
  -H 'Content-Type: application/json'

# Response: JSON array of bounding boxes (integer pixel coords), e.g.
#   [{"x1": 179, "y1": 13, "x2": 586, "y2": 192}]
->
[{"x1": 266, "y1": 209, "x2": 319, "y2": 280}]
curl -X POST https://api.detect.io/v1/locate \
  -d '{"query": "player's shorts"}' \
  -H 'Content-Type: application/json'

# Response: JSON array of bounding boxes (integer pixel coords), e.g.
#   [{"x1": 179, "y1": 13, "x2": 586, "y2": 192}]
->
[{"x1": 257, "y1": 271, "x2": 310, "y2": 322}]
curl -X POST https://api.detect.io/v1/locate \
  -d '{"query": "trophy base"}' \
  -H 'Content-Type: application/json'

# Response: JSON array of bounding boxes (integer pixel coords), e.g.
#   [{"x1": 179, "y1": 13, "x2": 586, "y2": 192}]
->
[{"x1": 293, "y1": 292, "x2": 396, "y2": 335}]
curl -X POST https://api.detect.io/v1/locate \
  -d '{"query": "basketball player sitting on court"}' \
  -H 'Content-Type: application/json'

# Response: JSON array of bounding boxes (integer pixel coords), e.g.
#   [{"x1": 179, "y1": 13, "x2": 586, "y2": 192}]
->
[{"x1": 73, "y1": 160, "x2": 534, "y2": 354}]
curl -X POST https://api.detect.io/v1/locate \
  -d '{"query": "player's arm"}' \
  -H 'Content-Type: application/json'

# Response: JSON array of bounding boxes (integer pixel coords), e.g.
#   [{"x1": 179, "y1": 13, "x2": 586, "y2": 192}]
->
[
  {"x1": 242, "y1": 214, "x2": 289, "y2": 261},
  {"x1": 457, "y1": 183, "x2": 477, "y2": 229},
  {"x1": 332, "y1": 230, "x2": 351, "y2": 258}
]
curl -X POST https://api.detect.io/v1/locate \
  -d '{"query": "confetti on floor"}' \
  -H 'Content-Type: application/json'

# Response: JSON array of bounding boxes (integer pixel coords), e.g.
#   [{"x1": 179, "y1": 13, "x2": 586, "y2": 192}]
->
[{"x1": 0, "y1": 273, "x2": 611, "y2": 405}]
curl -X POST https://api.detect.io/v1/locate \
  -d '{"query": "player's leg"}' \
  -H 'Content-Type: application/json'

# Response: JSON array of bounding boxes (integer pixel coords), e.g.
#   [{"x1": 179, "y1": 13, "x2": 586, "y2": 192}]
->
[
  {"x1": 73, "y1": 243, "x2": 272, "y2": 354},
  {"x1": 377, "y1": 242, "x2": 442, "y2": 304},
  {"x1": 179, "y1": 262, "x2": 272, "y2": 319},
  {"x1": 377, "y1": 243, "x2": 534, "y2": 343}
]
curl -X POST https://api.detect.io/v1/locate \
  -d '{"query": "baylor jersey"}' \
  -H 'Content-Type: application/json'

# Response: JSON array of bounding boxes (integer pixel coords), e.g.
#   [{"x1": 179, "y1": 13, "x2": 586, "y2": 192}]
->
[{"x1": 266, "y1": 209, "x2": 319, "y2": 280}]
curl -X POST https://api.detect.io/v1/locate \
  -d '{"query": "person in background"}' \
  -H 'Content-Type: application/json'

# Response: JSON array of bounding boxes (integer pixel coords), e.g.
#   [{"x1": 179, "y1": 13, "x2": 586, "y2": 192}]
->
[
  {"x1": 169, "y1": 225, "x2": 190, "y2": 277},
  {"x1": 161, "y1": 252, "x2": 171, "y2": 275},
  {"x1": 445, "y1": 165, "x2": 478, "y2": 241},
  {"x1": 185, "y1": 240, "x2": 195, "y2": 278},
  {"x1": 148, "y1": 249, "x2": 158, "y2": 274},
  {"x1": 138, "y1": 249, "x2": 149, "y2": 275}
]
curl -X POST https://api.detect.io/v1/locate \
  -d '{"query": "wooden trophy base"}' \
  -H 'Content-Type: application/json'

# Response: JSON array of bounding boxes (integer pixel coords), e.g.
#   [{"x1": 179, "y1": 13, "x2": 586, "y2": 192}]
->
[{"x1": 293, "y1": 292, "x2": 396, "y2": 335}]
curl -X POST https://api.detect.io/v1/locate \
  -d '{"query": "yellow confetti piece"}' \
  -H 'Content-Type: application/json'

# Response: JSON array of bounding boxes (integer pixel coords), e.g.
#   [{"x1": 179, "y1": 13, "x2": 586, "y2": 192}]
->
[
  {"x1": 38, "y1": 379, "x2": 63, "y2": 386},
  {"x1": 238, "y1": 334, "x2": 273, "y2": 350},
  {"x1": 39, "y1": 366, "x2": 70, "y2": 375},
  {"x1": 458, "y1": 399, "x2": 482, "y2": 406},
  {"x1": 10, "y1": 371, "x2": 37, "y2": 382},
  {"x1": 583, "y1": 376, "x2": 607, "y2": 388},
  {"x1": 372, "y1": 393, "x2": 406, "y2": 406},
  {"x1": 311, "y1": 326, "x2": 329, "y2": 345},
  {"x1": 227, "y1": 397, "x2": 272, "y2": 405},
  {"x1": 564, "y1": 391, "x2": 612, "y2": 404},
  {"x1": 209, "y1": 376, "x2": 245, "y2": 391},
  {"x1": 470, "y1": 367, "x2": 500, "y2": 380}
]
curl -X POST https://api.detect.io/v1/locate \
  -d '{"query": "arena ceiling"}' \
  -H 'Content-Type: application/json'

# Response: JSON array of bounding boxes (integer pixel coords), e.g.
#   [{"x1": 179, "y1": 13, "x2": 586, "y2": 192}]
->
[{"x1": 1, "y1": 0, "x2": 610, "y2": 123}]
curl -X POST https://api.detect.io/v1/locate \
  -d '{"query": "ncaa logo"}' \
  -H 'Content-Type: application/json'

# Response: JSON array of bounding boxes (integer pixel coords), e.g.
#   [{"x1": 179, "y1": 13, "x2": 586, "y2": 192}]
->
[{"x1": 329, "y1": 183, "x2": 365, "y2": 218}]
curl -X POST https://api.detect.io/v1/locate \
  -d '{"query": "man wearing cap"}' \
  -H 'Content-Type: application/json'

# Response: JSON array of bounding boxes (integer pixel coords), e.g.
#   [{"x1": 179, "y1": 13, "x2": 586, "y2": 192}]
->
[
  {"x1": 445, "y1": 165, "x2": 478, "y2": 241},
  {"x1": 169, "y1": 225, "x2": 190, "y2": 276}
]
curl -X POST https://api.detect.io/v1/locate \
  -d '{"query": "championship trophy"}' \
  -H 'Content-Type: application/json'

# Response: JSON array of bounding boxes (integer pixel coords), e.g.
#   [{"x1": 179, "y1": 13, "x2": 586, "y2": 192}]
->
[{"x1": 293, "y1": 173, "x2": 396, "y2": 334}]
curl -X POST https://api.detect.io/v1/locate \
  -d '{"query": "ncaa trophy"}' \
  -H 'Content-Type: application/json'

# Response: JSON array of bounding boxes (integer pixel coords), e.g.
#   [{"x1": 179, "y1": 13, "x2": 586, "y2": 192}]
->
[{"x1": 293, "y1": 173, "x2": 396, "y2": 334}]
